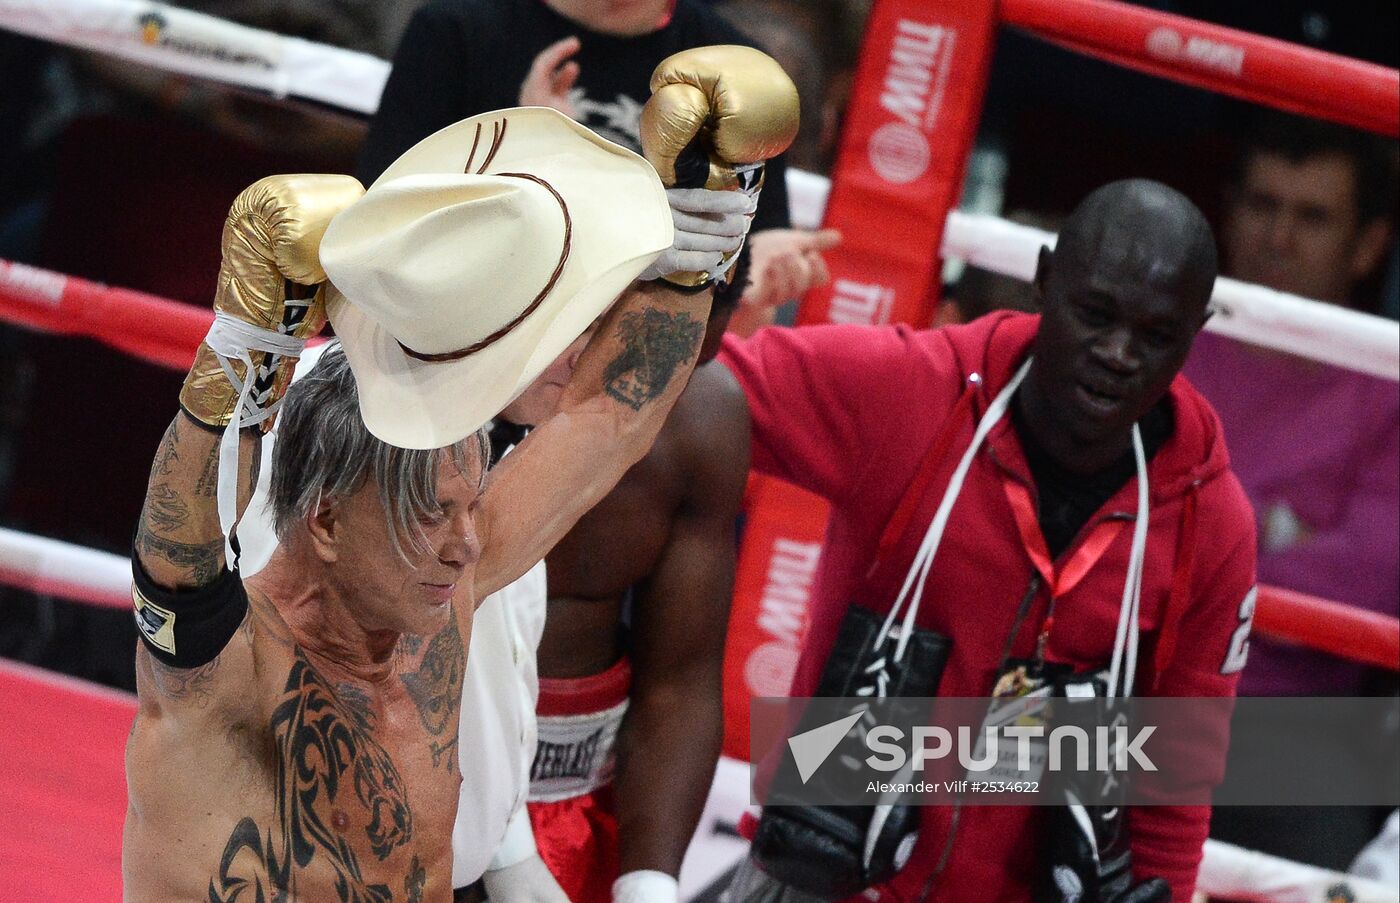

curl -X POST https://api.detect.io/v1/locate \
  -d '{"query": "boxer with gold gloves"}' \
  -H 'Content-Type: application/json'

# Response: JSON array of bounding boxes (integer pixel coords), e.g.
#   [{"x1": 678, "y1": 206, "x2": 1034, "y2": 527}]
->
[{"x1": 123, "y1": 49, "x2": 790, "y2": 898}]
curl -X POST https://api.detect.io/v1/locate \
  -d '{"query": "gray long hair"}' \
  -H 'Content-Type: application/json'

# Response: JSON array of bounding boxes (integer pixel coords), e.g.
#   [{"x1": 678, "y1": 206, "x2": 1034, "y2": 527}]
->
[{"x1": 268, "y1": 343, "x2": 490, "y2": 557}]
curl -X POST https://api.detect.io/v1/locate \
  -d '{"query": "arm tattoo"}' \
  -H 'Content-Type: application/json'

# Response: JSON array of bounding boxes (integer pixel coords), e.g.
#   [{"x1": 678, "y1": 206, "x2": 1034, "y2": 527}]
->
[
  {"x1": 149, "y1": 656, "x2": 221, "y2": 705},
  {"x1": 139, "y1": 414, "x2": 229, "y2": 585},
  {"x1": 603, "y1": 309, "x2": 704, "y2": 411},
  {"x1": 144, "y1": 484, "x2": 190, "y2": 533},
  {"x1": 135, "y1": 524, "x2": 224, "y2": 584},
  {"x1": 149, "y1": 417, "x2": 181, "y2": 478},
  {"x1": 194, "y1": 445, "x2": 221, "y2": 498}
]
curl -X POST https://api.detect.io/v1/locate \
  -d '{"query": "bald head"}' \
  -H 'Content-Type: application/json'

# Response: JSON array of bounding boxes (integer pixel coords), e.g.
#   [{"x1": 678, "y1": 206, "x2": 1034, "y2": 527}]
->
[
  {"x1": 1021, "y1": 180, "x2": 1219, "y2": 474},
  {"x1": 1051, "y1": 179, "x2": 1218, "y2": 316}
]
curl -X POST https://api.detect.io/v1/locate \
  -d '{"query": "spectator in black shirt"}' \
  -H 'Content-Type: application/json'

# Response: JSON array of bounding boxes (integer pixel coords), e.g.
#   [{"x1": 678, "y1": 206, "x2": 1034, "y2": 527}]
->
[{"x1": 361, "y1": 0, "x2": 840, "y2": 312}]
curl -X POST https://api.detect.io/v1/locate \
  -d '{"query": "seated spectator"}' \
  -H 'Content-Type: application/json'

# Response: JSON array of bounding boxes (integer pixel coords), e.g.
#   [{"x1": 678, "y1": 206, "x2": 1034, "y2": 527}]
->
[{"x1": 1193, "y1": 111, "x2": 1399, "y2": 870}]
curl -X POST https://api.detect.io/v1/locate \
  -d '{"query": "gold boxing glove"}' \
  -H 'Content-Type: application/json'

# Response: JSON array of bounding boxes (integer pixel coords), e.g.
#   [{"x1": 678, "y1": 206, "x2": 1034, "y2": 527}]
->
[
  {"x1": 640, "y1": 45, "x2": 800, "y2": 288},
  {"x1": 180, "y1": 173, "x2": 364, "y2": 431}
]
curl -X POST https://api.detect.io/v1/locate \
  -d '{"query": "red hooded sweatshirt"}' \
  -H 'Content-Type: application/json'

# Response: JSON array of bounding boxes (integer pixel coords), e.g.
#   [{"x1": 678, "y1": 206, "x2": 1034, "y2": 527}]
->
[{"x1": 720, "y1": 313, "x2": 1257, "y2": 903}]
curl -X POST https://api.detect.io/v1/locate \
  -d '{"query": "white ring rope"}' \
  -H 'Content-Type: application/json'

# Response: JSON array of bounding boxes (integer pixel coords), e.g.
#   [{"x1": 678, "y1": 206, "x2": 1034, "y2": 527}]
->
[
  {"x1": 1198, "y1": 839, "x2": 1399, "y2": 903},
  {"x1": 0, "y1": 0, "x2": 389, "y2": 114},
  {"x1": 0, "y1": 527, "x2": 129, "y2": 609},
  {"x1": 941, "y1": 210, "x2": 1400, "y2": 383},
  {"x1": 2, "y1": 0, "x2": 1395, "y2": 380}
]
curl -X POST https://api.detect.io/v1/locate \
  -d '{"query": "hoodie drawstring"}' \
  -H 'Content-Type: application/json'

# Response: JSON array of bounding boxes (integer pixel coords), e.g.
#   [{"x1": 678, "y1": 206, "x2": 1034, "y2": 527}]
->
[
  {"x1": 1107, "y1": 426, "x2": 1150, "y2": 700},
  {"x1": 874, "y1": 360, "x2": 1033, "y2": 665},
  {"x1": 1149, "y1": 483, "x2": 1200, "y2": 692}
]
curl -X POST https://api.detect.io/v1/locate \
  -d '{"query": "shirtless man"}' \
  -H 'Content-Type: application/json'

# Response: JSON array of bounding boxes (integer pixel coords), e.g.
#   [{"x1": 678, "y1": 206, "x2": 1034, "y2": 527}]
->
[
  {"x1": 122, "y1": 209, "x2": 703, "y2": 901},
  {"x1": 122, "y1": 52, "x2": 792, "y2": 897}
]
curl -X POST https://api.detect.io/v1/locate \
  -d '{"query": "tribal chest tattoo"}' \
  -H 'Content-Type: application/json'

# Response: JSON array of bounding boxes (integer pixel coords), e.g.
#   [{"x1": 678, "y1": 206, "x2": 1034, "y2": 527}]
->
[{"x1": 207, "y1": 639, "x2": 448, "y2": 902}]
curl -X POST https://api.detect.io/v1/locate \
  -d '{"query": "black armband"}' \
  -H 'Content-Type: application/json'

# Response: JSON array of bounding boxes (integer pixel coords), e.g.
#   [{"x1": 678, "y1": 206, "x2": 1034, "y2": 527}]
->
[{"x1": 131, "y1": 553, "x2": 248, "y2": 669}]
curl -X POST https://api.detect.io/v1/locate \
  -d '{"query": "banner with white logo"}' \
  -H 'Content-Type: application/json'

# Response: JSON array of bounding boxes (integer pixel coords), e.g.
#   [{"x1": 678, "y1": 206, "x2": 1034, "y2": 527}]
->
[
  {"x1": 0, "y1": 0, "x2": 388, "y2": 113},
  {"x1": 795, "y1": 0, "x2": 997, "y2": 328},
  {"x1": 721, "y1": 476, "x2": 829, "y2": 760}
]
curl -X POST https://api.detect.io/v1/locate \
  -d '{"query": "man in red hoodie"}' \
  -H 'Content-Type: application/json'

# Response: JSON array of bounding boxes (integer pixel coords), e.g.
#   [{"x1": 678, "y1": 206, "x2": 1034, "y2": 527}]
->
[{"x1": 721, "y1": 180, "x2": 1257, "y2": 903}]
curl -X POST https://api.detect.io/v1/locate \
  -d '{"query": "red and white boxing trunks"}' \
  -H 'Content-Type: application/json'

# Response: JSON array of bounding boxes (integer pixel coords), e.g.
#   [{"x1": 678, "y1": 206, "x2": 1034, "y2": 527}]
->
[{"x1": 528, "y1": 657, "x2": 632, "y2": 903}]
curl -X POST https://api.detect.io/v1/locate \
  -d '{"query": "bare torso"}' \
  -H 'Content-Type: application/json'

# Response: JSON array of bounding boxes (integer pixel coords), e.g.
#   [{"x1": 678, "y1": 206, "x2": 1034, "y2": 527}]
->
[
  {"x1": 123, "y1": 585, "x2": 468, "y2": 903},
  {"x1": 539, "y1": 426, "x2": 681, "y2": 676},
  {"x1": 539, "y1": 362, "x2": 743, "y2": 677}
]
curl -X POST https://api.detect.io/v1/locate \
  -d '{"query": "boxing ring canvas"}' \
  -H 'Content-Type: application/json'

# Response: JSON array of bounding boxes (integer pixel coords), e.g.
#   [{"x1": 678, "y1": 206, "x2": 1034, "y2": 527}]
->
[{"x1": 0, "y1": 659, "x2": 131, "y2": 900}]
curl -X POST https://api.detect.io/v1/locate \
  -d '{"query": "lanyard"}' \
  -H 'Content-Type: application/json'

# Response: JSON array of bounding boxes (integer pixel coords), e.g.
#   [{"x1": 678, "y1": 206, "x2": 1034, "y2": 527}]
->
[
  {"x1": 999, "y1": 428, "x2": 1150, "y2": 696},
  {"x1": 1002, "y1": 478, "x2": 1126, "y2": 662},
  {"x1": 1002, "y1": 478, "x2": 1125, "y2": 598}
]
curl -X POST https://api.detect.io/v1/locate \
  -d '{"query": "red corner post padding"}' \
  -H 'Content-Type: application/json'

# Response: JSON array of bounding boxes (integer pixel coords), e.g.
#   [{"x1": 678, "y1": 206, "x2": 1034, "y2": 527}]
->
[
  {"x1": 1000, "y1": 0, "x2": 1400, "y2": 138},
  {"x1": 0, "y1": 658, "x2": 134, "y2": 901},
  {"x1": 721, "y1": 474, "x2": 831, "y2": 760},
  {"x1": 798, "y1": 0, "x2": 999, "y2": 328},
  {"x1": 0, "y1": 258, "x2": 212, "y2": 371},
  {"x1": 721, "y1": 0, "x2": 998, "y2": 762}
]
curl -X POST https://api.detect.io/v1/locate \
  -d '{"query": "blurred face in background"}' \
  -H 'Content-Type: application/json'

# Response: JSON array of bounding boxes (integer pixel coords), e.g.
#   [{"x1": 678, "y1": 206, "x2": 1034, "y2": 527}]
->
[
  {"x1": 1224, "y1": 151, "x2": 1390, "y2": 306},
  {"x1": 541, "y1": 0, "x2": 673, "y2": 35}
]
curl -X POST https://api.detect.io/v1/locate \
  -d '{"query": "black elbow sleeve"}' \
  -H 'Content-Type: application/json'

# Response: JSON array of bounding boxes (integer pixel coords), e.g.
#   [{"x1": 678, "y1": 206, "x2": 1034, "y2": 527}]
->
[{"x1": 130, "y1": 554, "x2": 248, "y2": 669}]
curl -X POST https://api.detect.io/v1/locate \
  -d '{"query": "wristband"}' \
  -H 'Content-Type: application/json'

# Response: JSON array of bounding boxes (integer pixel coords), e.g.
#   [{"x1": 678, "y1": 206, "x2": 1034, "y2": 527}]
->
[
  {"x1": 131, "y1": 550, "x2": 246, "y2": 669},
  {"x1": 612, "y1": 870, "x2": 679, "y2": 903}
]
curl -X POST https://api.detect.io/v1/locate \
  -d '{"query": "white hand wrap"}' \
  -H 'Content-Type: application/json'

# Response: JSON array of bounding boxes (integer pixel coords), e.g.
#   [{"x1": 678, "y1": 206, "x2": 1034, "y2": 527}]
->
[
  {"x1": 612, "y1": 870, "x2": 680, "y2": 903},
  {"x1": 202, "y1": 310, "x2": 308, "y2": 563},
  {"x1": 638, "y1": 188, "x2": 758, "y2": 283}
]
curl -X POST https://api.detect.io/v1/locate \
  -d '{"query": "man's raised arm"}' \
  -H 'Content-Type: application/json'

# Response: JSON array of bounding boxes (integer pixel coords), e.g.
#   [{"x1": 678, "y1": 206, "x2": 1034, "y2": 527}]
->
[
  {"x1": 135, "y1": 414, "x2": 249, "y2": 591},
  {"x1": 473, "y1": 44, "x2": 799, "y2": 598},
  {"x1": 132, "y1": 175, "x2": 362, "y2": 666},
  {"x1": 473, "y1": 280, "x2": 712, "y2": 598}
]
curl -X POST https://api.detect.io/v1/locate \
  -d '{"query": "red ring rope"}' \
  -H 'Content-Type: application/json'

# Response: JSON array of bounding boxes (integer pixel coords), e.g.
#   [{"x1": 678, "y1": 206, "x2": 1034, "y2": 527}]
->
[
  {"x1": 1254, "y1": 585, "x2": 1400, "y2": 673},
  {"x1": 1000, "y1": 0, "x2": 1400, "y2": 138},
  {"x1": 1, "y1": 258, "x2": 210, "y2": 371}
]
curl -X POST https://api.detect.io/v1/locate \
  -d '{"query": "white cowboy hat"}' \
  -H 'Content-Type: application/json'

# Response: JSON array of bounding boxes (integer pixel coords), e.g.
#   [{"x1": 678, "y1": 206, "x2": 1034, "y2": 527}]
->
[{"x1": 320, "y1": 106, "x2": 672, "y2": 449}]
